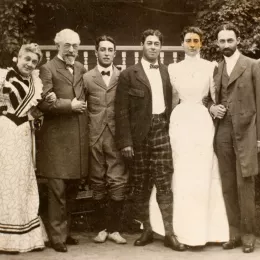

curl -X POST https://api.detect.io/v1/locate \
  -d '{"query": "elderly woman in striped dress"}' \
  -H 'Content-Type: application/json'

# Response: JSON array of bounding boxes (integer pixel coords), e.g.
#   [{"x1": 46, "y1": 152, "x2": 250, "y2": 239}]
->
[{"x1": 0, "y1": 43, "x2": 55, "y2": 253}]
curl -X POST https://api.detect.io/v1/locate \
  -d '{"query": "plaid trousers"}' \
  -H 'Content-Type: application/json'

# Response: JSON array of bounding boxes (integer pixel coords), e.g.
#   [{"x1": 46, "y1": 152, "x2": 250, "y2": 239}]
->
[{"x1": 131, "y1": 112, "x2": 174, "y2": 233}]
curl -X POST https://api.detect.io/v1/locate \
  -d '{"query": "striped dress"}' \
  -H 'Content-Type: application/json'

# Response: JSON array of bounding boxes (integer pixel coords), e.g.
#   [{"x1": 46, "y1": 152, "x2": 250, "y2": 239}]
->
[{"x1": 0, "y1": 68, "x2": 45, "y2": 252}]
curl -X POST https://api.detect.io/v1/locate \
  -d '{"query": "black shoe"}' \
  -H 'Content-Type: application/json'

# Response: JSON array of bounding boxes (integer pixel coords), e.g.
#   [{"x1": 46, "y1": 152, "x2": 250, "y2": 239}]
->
[
  {"x1": 134, "y1": 230, "x2": 153, "y2": 246},
  {"x1": 66, "y1": 236, "x2": 79, "y2": 245},
  {"x1": 164, "y1": 235, "x2": 187, "y2": 251},
  {"x1": 52, "y1": 242, "x2": 67, "y2": 253},
  {"x1": 222, "y1": 239, "x2": 241, "y2": 250},
  {"x1": 0, "y1": 250, "x2": 19, "y2": 254},
  {"x1": 243, "y1": 243, "x2": 254, "y2": 253},
  {"x1": 188, "y1": 245, "x2": 205, "y2": 251}
]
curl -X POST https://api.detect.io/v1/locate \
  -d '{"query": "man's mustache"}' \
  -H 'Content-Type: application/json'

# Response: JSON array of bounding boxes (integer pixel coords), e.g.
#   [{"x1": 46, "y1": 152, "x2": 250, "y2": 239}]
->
[{"x1": 223, "y1": 48, "x2": 232, "y2": 52}]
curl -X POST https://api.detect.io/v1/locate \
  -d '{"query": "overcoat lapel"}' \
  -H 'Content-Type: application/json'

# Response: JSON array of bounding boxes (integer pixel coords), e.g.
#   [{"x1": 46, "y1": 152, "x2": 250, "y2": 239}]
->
[
  {"x1": 228, "y1": 55, "x2": 247, "y2": 86},
  {"x1": 214, "y1": 60, "x2": 224, "y2": 104},
  {"x1": 134, "y1": 62, "x2": 151, "y2": 91},
  {"x1": 159, "y1": 64, "x2": 168, "y2": 102},
  {"x1": 54, "y1": 56, "x2": 73, "y2": 83},
  {"x1": 73, "y1": 62, "x2": 84, "y2": 98}
]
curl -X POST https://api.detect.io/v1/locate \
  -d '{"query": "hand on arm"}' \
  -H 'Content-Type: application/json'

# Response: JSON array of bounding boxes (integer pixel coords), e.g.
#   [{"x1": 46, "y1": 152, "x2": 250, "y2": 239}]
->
[
  {"x1": 38, "y1": 65, "x2": 72, "y2": 114},
  {"x1": 45, "y1": 92, "x2": 57, "y2": 103}
]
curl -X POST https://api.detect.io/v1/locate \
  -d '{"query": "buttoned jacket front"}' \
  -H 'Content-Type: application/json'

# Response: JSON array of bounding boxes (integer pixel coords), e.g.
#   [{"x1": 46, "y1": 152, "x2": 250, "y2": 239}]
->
[
  {"x1": 211, "y1": 55, "x2": 260, "y2": 177},
  {"x1": 83, "y1": 66, "x2": 120, "y2": 146}
]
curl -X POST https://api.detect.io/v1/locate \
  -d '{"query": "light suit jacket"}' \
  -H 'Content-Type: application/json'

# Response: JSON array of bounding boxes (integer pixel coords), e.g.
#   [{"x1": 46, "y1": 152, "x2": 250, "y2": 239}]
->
[{"x1": 83, "y1": 66, "x2": 120, "y2": 146}]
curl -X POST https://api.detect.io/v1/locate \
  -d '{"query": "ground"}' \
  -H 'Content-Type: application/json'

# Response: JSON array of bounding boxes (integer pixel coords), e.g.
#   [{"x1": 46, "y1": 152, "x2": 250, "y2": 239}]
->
[{"x1": 2, "y1": 233, "x2": 260, "y2": 260}]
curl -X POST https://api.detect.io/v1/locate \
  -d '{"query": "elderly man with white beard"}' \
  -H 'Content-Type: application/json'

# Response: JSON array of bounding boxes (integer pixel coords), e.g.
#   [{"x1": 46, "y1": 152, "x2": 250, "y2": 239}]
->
[{"x1": 37, "y1": 29, "x2": 88, "y2": 253}]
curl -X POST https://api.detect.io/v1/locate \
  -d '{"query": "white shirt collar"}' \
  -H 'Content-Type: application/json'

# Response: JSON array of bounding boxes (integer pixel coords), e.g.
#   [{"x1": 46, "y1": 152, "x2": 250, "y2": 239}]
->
[
  {"x1": 141, "y1": 58, "x2": 159, "y2": 70},
  {"x1": 224, "y1": 49, "x2": 240, "y2": 64},
  {"x1": 184, "y1": 53, "x2": 201, "y2": 62},
  {"x1": 97, "y1": 63, "x2": 113, "y2": 74},
  {"x1": 57, "y1": 54, "x2": 75, "y2": 65}
]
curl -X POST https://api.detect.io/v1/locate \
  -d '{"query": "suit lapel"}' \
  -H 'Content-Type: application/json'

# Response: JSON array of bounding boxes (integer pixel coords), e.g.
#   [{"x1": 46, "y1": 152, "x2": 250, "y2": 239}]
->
[
  {"x1": 72, "y1": 62, "x2": 84, "y2": 98},
  {"x1": 107, "y1": 66, "x2": 119, "y2": 90},
  {"x1": 92, "y1": 66, "x2": 107, "y2": 90},
  {"x1": 228, "y1": 54, "x2": 247, "y2": 86},
  {"x1": 54, "y1": 56, "x2": 73, "y2": 83},
  {"x1": 214, "y1": 61, "x2": 224, "y2": 104},
  {"x1": 159, "y1": 63, "x2": 168, "y2": 102},
  {"x1": 134, "y1": 63, "x2": 151, "y2": 91}
]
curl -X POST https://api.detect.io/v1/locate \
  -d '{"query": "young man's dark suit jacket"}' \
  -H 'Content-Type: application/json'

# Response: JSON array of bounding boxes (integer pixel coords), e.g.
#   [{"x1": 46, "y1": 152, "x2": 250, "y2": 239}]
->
[{"x1": 115, "y1": 62, "x2": 173, "y2": 151}]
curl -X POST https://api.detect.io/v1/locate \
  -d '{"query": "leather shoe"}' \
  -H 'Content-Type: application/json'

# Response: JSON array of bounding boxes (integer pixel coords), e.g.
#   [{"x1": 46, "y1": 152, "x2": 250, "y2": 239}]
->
[
  {"x1": 164, "y1": 235, "x2": 187, "y2": 251},
  {"x1": 66, "y1": 236, "x2": 79, "y2": 245},
  {"x1": 242, "y1": 234, "x2": 255, "y2": 253},
  {"x1": 52, "y1": 242, "x2": 67, "y2": 253},
  {"x1": 243, "y1": 243, "x2": 254, "y2": 253},
  {"x1": 134, "y1": 230, "x2": 153, "y2": 246},
  {"x1": 222, "y1": 239, "x2": 241, "y2": 250}
]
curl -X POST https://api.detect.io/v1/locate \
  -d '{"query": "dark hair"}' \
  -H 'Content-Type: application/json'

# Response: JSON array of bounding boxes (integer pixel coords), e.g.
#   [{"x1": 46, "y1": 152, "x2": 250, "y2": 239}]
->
[
  {"x1": 181, "y1": 26, "x2": 203, "y2": 42},
  {"x1": 141, "y1": 29, "x2": 163, "y2": 45},
  {"x1": 215, "y1": 23, "x2": 240, "y2": 38},
  {"x1": 95, "y1": 35, "x2": 116, "y2": 51}
]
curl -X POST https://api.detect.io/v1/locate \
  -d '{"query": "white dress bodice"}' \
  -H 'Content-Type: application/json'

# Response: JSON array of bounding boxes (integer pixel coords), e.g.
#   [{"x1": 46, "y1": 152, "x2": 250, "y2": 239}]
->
[{"x1": 168, "y1": 55, "x2": 216, "y2": 105}]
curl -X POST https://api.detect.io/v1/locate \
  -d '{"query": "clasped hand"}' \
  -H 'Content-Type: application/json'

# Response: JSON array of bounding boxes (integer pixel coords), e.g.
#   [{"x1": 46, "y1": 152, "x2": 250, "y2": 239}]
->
[
  {"x1": 121, "y1": 146, "x2": 134, "y2": 159},
  {"x1": 210, "y1": 104, "x2": 227, "y2": 119},
  {"x1": 71, "y1": 97, "x2": 87, "y2": 113}
]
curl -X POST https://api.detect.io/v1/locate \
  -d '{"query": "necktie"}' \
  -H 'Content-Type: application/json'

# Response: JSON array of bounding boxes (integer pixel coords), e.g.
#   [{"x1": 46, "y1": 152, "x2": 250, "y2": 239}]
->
[
  {"x1": 150, "y1": 64, "x2": 159, "y2": 69},
  {"x1": 101, "y1": 71, "x2": 110, "y2": 76},
  {"x1": 65, "y1": 63, "x2": 74, "y2": 74},
  {"x1": 65, "y1": 64, "x2": 74, "y2": 70}
]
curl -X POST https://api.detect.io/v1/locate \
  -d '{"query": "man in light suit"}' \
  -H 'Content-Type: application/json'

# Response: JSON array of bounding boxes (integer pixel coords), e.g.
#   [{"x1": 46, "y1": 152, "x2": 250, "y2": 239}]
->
[
  {"x1": 83, "y1": 35, "x2": 128, "y2": 244},
  {"x1": 115, "y1": 29, "x2": 186, "y2": 251},
  {"x1": 209, "y1": 23, "x2": 260, "y2": 253},
  {"x1": 38, "y1": 29, "x2": 88, "y2": 253}
]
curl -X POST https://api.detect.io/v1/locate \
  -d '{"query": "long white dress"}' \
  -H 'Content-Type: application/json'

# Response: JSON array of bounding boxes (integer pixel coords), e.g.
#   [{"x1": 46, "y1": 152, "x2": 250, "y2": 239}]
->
[
  {"x1": 0, "y1": 68, "x2": 45, "y2": 252},
  {"x1": 149, "y1": 55, "x2": 229, "y2": 246}
]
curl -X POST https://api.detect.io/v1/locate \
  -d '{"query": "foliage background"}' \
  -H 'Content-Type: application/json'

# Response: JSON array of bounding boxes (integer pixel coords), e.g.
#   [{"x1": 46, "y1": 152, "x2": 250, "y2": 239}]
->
[{"x1": 195, "y1": 0, "x2": 260, "y2": 61}]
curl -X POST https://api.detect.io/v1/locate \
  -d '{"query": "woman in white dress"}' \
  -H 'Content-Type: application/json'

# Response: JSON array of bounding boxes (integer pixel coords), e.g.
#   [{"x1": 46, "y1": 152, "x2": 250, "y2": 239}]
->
[
  {"x1": 0, "y1": 44, "x2": 55, "y2": 253},
  {"x1": 149, "y1": 27, "x2": 229, "y2": 247}
]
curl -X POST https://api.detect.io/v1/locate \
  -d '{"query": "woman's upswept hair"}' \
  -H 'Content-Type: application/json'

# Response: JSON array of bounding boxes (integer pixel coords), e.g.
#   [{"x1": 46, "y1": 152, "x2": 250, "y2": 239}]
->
[
  {"x1": 181, "y1": 26, "x2": 203, "y2": 42},
  {"x1": 18, "y1": 43, "x2": 43, "y2": 64}
]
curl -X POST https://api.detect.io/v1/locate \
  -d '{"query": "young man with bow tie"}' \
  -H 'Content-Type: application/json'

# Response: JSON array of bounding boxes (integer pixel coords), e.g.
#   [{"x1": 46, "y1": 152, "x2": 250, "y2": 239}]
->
[
  {"x1": 115, "y1": 29, "x2": 185, "y2": 251},
  {"x1": 83, "y1": 35, "x2": 128, "y2": 244}
]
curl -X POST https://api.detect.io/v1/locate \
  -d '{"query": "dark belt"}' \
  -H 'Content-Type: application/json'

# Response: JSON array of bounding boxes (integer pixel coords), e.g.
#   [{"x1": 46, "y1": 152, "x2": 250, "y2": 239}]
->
[{"x1": 0, "y1": 106, "x2": 28, "y2": 126}]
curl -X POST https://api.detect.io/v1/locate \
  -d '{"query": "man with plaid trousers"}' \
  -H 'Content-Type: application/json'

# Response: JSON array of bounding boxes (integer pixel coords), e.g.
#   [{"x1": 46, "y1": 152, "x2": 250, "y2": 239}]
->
[{"x1": 115, "y1": 29, "x2": 185, "y2": 251}]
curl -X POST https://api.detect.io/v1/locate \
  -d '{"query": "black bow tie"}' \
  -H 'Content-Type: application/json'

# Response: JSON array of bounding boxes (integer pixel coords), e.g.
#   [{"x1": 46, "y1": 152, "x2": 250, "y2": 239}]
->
[
  {"x1": 101, "y1": 71, "x2": 110, "y2": 76},
  {"x1": 150, "y1": 64, "x2": 159, "y2": 69},
  {"x1": 65, "y1": 64, "x2": 74, "y2": 70}
]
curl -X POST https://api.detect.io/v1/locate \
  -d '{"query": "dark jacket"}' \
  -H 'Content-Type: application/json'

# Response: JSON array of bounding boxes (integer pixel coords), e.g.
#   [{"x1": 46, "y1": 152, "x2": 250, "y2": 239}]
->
[
  {"x1": 115, "y1": 62, "x2": 173, "y2": 150},
  {"x1": 37, "y1": 56, "x2": 88, "y2": 179},
  {"x1": 209, "y1": 54, "x2": 260, "y2": 177}
]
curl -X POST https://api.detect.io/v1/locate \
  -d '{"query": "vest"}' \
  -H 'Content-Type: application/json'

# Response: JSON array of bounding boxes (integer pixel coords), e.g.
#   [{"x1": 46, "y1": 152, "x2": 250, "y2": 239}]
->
[{"x1": 220, "y1": 62, "x2": 229, "y2": 108}]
